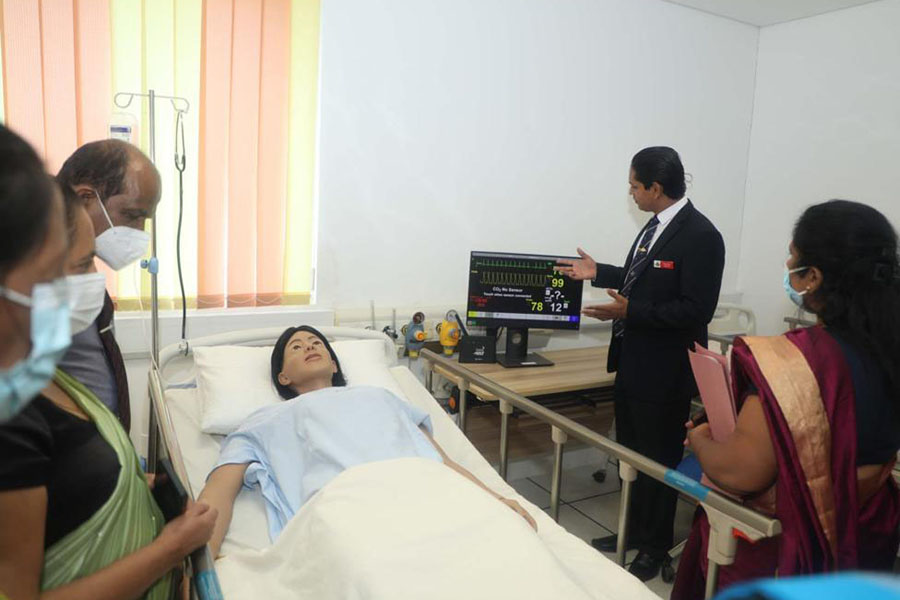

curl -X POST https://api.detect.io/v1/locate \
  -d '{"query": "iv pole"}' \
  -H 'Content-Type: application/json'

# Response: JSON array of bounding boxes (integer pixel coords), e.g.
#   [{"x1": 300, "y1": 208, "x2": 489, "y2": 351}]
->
[
  {"x1": 112, "y1": 89, "x2": 189, "y2": 469},
  {"x1": 113, "y1": 90, "x2": 224, "y2": 600}
]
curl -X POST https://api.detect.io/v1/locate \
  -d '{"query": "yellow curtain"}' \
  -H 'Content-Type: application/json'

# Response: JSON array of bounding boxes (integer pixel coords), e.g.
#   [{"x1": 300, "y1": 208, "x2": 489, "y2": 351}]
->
[{"x1": 285, "y1": 0, "x2": 319, "y2": 302}]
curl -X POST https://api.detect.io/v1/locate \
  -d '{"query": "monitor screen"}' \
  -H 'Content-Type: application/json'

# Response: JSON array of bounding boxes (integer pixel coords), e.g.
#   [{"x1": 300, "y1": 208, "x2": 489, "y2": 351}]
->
[{"x1": 466, "y1": 251, "x2": 583, "y2": 330}]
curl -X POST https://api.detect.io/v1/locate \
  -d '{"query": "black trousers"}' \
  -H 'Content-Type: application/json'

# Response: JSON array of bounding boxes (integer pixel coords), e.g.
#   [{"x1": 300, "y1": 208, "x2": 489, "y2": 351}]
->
[{"x1": 614, "y1": 382, "x2": 692, "y2": 558}]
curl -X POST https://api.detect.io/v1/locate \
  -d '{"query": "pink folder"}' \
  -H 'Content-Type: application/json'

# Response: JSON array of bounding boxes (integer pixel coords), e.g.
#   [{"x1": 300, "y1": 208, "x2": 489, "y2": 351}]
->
[
  {"x1": 688, "y1": 344, "x2": 740, "y2": 496},
  {"x1": 688, "y1": 343, "x2": 736, "y2": 442}
]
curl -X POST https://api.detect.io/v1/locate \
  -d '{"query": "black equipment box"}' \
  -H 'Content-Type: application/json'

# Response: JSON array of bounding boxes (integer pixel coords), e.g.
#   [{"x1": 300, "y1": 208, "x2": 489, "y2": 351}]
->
[{"x1": 458, "y1": 335, "x2": 496, "y2": 364}]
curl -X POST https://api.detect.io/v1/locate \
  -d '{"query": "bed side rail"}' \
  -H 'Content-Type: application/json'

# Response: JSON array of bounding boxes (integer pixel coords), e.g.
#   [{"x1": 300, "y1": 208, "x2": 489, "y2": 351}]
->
[{"x1": 148, "y1": 364, "x2": 224, "y2": 600}]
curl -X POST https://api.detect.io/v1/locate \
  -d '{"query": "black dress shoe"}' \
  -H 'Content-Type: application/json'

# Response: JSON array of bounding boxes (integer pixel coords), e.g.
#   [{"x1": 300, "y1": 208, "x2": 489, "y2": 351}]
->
[
  {"x1": 628, "y1": 551, "x2": 663, "y2": 582},
  {"x1": 590, "y1": 534, "x2": 639, "y2": 553}
]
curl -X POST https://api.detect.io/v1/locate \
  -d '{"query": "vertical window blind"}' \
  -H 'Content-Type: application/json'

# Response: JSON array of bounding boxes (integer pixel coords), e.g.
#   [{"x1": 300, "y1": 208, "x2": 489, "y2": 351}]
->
[{"x1": 0, "y1": 0, "x2": 320, "y2": 309}]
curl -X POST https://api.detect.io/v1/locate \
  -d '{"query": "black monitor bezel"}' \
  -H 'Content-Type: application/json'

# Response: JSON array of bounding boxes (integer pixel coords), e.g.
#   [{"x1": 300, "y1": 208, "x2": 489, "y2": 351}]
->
[{"x1": 465, "y1": 250, "x2": 584, "y2": 331}]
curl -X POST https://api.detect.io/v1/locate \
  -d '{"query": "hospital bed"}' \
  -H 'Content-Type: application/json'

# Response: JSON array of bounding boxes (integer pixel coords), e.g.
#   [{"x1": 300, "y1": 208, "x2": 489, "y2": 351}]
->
[{"x1": 147, "y1": 327, "x2": 662, "y2": 600}]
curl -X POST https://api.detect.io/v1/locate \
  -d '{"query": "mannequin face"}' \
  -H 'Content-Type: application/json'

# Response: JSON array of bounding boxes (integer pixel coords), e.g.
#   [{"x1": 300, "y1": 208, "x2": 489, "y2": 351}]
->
[{"x1": 276, "y1": 330, "x2": 338, "y2": 392}]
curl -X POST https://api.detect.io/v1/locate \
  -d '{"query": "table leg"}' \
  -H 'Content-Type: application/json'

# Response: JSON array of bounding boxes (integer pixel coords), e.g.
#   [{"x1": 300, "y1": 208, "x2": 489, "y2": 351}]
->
[
  {"x1": 499, "y1": 399, "x2": 512, "y2": 480},
  {"x1": 458, "y1": 379, "x2": 469, "y2": 436},
  {"x1": 550, "y1": 426, "x2": 568, "y2": 522},
  {"x1": 423, "y1": 360, "x2": 433, "y2": 393}
]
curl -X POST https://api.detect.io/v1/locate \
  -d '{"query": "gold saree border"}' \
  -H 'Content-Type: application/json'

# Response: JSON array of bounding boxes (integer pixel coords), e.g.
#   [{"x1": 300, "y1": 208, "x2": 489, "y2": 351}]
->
[{"x1": 743, "y1": 335, "x2": 838, "y2": 558}]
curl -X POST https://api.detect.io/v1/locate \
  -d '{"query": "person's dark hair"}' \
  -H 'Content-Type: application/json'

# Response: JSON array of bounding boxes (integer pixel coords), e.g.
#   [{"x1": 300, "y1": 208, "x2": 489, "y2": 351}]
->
[
  {"x1": 56, "y1": 139, "x2": 132, "y2": 200},
  {"x1": 631, "y1": 146, "x2": 686, "y2": 200},
  {"x1": 793, "y1": 200, "x2": 900, "y2": 397},
  {"x1": 0, "y1": 125, "x2": 58, "y2": 279},
  {"x1": 271, "y1": 326, "x2": 347, "y2": 399},
  {"x1": 57, "y1": 179, "x2": 88, "y2": 241}
]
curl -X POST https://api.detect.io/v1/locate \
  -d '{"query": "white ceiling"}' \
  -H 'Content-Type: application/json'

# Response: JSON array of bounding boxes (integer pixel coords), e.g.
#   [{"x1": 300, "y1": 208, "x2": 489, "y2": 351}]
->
[{"x1": 661, "y1": 0, "x2": 882, "y2": 27}]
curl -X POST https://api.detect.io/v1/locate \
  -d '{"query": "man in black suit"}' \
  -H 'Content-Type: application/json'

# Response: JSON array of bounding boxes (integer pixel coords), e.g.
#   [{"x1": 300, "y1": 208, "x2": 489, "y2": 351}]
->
[{"x1": 558, "y1": 146, "x2": 725, "y2": 581}]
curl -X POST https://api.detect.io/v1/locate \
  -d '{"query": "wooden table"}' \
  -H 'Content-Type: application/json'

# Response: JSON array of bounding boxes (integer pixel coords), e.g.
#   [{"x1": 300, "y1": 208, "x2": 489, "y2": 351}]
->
[{"x1": 426, "y1": 346, "x2": 614, "y2": 401}]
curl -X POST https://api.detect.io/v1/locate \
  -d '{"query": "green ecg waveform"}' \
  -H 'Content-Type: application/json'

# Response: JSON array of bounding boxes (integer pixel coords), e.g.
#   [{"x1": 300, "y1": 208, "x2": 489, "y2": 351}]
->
[
  {"x1": 474, "y1": 259, "x2": 552, "y2": 270},
  {"x1": 480, "y1": 271, "x2": 549, "y2": 287}
]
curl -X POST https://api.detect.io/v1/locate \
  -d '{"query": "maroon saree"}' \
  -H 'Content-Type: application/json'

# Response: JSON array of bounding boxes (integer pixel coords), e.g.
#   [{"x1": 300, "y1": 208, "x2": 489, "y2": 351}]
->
[{"x1": 672, "y1": 327, "x2": 900, "y2": 599}]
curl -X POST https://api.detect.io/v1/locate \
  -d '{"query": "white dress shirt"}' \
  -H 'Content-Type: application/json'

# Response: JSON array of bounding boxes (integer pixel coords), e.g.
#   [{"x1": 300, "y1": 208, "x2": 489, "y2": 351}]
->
[{"x1": 631, "y1": 197, "x2": 689, "y2": 260}]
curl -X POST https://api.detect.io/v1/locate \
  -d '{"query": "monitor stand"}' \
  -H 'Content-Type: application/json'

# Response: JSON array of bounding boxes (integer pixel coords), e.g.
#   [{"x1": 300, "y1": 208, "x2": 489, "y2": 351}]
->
[{"x1": 497, "y1": 328, "x2": 554, "y2": 368}]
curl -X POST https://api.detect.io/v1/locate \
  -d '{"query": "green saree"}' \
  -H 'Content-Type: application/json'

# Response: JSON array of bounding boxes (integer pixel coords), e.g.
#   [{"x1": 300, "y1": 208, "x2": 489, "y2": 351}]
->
[{"x1": 41, "y1": 369, "x2": 170, "y2": 599}]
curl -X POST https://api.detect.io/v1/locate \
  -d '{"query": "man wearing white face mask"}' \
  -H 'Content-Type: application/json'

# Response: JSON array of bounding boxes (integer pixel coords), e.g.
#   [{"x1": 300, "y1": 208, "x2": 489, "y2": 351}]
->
[{"x1": 56, "y1": 140, "x2": 161, "y2": 432}]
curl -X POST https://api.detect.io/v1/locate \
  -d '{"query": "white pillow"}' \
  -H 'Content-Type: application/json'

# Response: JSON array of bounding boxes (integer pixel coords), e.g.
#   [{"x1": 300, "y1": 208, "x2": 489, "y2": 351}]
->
[
  {"x1": 331, "y1": 339, "x2": 405, "y2": 399},
  {"x1": 196, "y1": 346, "x2": 281, "y2": 435},
  {"x1": 196, "y1": 338, "x2": 404, "y2": 435}
]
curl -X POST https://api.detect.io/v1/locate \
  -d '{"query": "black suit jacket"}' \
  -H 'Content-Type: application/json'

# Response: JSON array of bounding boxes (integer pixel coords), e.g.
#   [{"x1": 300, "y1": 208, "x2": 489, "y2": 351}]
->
[{"x1": 593, "y1": 201, "x2": 725, "y2": 403}]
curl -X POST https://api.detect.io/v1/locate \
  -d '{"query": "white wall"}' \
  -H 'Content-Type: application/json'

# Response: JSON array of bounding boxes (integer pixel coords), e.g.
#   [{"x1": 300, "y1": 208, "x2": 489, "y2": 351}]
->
[
  {"x1": 738, "y1": 0, "x2": 900, "y2": 334},
  {"x1": 315, "y1": 0, "x2": 759, "y2": 310}
]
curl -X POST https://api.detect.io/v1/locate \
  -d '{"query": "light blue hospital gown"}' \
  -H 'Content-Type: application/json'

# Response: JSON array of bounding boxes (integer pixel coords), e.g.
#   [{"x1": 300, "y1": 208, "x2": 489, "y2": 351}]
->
[{"x1": 212, "y1": 385, "x2": 442, "y2": 541}]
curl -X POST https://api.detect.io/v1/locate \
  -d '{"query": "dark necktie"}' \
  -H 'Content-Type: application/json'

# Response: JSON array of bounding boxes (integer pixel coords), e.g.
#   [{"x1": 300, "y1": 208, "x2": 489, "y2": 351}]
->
[
  {"x1": 98, "y1": 292, "x2": 131, "y2": 433},
  {"x1": 612, "y1": 216, "x2": 659, "y2": 338}
]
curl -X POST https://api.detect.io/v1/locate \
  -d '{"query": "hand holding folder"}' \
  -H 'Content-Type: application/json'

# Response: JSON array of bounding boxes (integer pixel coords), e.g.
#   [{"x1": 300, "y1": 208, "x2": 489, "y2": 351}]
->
[
  {"x1": 688, "y1": 343, "x2": 740, "y2": 497},
  {"x1": 687, "y1": 343, "x2": 736, "y2": 442}
]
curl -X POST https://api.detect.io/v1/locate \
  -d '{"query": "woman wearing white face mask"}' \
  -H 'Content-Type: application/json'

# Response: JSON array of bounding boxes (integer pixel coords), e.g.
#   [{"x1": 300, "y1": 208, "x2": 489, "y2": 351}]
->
[
  {"x1": 0, "y1": 173, "x2": 217, "y2": 600},
  {"x1": 61, "y1": 192, "x2": 107, "y2": 336}
]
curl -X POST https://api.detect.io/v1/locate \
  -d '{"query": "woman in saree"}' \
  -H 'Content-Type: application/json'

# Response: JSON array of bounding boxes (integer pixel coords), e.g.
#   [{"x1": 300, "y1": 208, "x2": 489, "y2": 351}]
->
[
  {"x1": 0, "y1": 184, "x2": 217, "y2": 600},
  {"x1": 672, "y1": 200, "x2": 900, "y2": 599}
]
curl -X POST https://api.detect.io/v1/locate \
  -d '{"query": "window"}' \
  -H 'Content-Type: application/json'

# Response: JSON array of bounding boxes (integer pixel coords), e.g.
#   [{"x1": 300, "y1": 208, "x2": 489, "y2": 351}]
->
[{"x1": 0, "y1": 0, "x2": 320, "y2": 309}]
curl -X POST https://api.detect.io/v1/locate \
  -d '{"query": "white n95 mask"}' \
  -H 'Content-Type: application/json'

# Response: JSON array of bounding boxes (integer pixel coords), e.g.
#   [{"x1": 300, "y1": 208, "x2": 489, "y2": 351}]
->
[
  {"x1": 67, "y1": 272, "x2": 107, "y2": 335},
  {"x1": 93, "y1": 191, "x2": 150, "y2": 270}
]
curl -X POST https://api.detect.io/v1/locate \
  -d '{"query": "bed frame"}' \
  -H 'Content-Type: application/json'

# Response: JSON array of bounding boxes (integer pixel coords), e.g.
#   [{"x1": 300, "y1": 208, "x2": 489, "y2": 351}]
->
[
  {"x1": 420, "y1": 348, "x2": 782, "y2": 600},
  {"x1": 146, "y1": 327, "x2": 780, "y2": 600}
]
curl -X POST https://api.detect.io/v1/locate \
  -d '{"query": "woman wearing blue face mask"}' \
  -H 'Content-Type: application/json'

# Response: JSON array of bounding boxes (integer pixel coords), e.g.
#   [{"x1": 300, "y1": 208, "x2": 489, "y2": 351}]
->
[
  {"x1": 0, "y1": 125, "x2": 70, "y2": 422},
  {"x1": 674, "y1": 200, "x2": 900, "y2": 599},
  {"x1": 0, "y1": 175, "x2": 217, "y2": 599}
]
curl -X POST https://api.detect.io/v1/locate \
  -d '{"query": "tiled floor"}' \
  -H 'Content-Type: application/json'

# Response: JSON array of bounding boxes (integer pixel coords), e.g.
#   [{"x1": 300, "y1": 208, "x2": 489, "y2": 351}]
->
[{"x1": 509, "y1": 462, "x2": 698, "y2": 599}]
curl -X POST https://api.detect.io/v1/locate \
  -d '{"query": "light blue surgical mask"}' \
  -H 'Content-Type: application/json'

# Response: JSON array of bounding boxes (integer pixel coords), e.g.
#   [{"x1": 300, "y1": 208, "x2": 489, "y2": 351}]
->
[
  {"x1": 783, "y1": 262, "x2": 810, "y2": 308},
  {"x1": 0, "y1": 279, "x2": 71, "y2": 421}
]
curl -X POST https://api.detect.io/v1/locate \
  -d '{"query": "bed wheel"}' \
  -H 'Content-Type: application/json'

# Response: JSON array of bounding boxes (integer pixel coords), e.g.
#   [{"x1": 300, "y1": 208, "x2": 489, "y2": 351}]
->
[{"x1": 660, "y1": 555, "x2": 676, "y2": 583}]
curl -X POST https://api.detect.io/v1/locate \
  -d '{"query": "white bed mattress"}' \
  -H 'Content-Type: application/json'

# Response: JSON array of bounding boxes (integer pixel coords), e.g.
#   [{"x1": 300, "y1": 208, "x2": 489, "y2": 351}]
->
[{"x1": 165, "y1": 365, "x2": 658, "y2": 600}]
